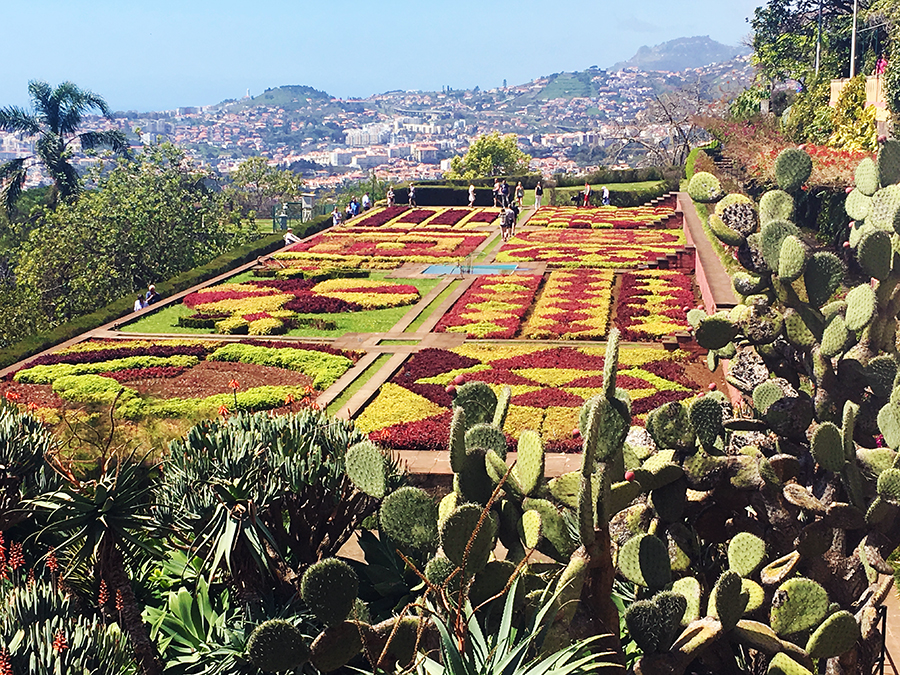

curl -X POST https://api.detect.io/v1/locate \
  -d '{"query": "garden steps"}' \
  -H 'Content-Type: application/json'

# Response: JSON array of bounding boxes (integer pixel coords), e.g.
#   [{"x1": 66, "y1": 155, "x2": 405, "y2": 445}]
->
[{"x1": 677, "y1": 191, "x2": 738, "y2": 313}]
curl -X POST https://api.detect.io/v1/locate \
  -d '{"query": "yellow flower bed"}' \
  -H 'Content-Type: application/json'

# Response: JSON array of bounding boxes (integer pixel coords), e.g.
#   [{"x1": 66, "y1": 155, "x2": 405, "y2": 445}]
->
[{"x1": 354, "y1": 383, "x2": 445, "y2": 434}]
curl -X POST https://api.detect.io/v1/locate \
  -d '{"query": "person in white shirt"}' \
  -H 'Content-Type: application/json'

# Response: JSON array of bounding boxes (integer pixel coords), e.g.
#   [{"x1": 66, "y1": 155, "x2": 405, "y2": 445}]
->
[
  {"x1": 362, "y1": 193, "x2": 371, "y2": 210},
  {"x1": 284, "y1": 228, "x2": 302, "y2": 245},
  {"x1": 468, "y1": 184, "x2": 476, "y2": 207},
  {"x1": 133, "y1": 295, "x2": 146, "y2": 312}
]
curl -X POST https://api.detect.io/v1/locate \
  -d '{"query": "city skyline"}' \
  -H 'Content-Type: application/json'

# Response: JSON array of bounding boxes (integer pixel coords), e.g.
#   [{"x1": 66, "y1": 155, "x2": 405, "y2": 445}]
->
[{"x1": 3, "y1": 0, "x2": 763, "y2": 112}]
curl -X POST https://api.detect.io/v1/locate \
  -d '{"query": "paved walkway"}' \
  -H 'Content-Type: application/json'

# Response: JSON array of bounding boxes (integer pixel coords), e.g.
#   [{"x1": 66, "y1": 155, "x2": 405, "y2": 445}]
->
[{"x1": 677, "y1": 192, "x2": 737, "y2": 312}]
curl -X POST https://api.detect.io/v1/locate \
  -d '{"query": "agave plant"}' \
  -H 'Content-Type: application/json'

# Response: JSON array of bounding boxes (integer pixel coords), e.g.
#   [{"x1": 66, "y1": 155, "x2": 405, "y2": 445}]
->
[
  {"x1": 30, "y1": 452, "x2": 164, "y2": 675},
  {"x1": 416, "y1": 579, "x2": 623, "y2": 675}
]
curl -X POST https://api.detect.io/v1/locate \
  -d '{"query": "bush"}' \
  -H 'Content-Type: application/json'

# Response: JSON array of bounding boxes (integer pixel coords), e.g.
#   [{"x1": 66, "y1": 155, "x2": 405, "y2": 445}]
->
[
  {"x1": 207, "y1": 343, "x2": 353, "y2": 389},
  {"x1": 51, "y1": 374, "x2": 138, "y2": 405},
  {"x1": 553, "y1": 165, "x2": 681, "y2": 188},
  {"x1": 15, "y1": 355, "x2": 200, "y2": 384}
]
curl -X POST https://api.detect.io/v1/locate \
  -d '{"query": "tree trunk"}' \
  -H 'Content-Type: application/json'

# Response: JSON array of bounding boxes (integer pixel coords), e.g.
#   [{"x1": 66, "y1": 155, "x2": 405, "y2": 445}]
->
[{"x1": 100, "y1": 539, "x2": 162, "y2": 675}]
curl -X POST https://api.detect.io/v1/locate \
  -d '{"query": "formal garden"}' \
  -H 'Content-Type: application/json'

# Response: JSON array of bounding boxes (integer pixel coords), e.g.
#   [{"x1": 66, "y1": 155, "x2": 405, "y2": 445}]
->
[{"x1": 3, "y1": 136, "x2": 900, "y2": 675}]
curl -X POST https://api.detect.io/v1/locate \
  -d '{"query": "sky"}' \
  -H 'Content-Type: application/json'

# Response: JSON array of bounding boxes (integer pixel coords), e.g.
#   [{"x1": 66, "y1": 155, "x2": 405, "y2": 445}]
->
[{"x1": 3, "y1": 0, "x2": 765, "y2": 112}]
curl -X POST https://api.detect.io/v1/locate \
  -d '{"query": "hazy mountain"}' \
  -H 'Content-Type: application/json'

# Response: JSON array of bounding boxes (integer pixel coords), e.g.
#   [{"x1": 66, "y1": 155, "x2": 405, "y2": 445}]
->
[{"x1": 612, "y1": 35, "x2": 751, "y2": 72}]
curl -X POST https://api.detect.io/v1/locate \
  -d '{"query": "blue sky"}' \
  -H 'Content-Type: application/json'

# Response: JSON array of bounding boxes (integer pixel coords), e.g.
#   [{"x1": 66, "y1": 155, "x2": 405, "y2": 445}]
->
[{"x1": 4, "y1": 0, "x2": 764, "y2": 112}]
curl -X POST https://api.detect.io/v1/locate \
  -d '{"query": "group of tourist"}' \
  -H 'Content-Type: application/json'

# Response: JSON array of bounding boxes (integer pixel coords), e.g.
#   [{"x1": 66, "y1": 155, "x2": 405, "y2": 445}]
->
[
  {"x1": 133, "y1": 284, "x2": 161, "y2": 312},
  {"x1": 488, "y1": 179, "x2": 527, "y2": 208},
  {"x1": 580, "y1": 183, "x2": 610, "y2": 207}
]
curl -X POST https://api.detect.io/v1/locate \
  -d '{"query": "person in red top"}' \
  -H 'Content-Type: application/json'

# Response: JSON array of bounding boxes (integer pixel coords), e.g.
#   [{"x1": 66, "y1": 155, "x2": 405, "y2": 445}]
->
[{"x1": 582, "y1": 182, "x2": 591, "y2": 207}]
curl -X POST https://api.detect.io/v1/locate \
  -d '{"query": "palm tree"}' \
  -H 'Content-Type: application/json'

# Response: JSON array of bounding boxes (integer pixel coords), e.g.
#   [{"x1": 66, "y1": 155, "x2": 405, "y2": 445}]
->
[{"x1": 0, "y1": 80, "x2": 128, "y2": 213}]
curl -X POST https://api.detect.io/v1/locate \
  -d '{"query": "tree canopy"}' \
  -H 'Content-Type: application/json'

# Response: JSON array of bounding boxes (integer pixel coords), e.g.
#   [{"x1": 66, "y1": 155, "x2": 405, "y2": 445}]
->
[
  {"x1": 226, "y1": 156, "x2": 302, "y2": 215},
  {"x1": 445, "y1": 132, "x2": 532, "y2": 180}
]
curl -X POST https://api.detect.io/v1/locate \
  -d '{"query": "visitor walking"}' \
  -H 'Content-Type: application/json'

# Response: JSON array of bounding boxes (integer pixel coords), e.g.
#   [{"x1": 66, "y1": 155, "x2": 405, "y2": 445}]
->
[
  {"x1": 387, "y1": 186, "x2": 395, "y2": 207},
  {"x1": 332, "y1": 207, "x2": 342, "y2": 226},
  {"x1": 509, "y1": 202, "x2": 519, "y2": 237},
  {"x1": 362, "y1": 193, "x2": 371, "y2": 211},
  {"x1": 602, "y1": 185, "x2": 610, "y2": 206},
  {"x1": 468, "y1": 184, "x2": 476, "y2": 207},
  {"x1": 534, "y1": 182, "x2": 543, "y2": 209},
  {"x1": 582, "y1": 182, "x2": 591, "y2": 207},
  {"x1": 492, "y1": 179, "x2": 501, "y2": 207},
  {"x1": 515, "y1": 182, "x2": 524, "y2": 207},
  {"x1": 500, "y1": 206, "x2": 516, "y2": 242},
  {"x1": 500, "y1": 181, "x2": 510, "y2": 207},
  {"x1": 409, "y1": 184, "x2": 417, "y2": 207}
]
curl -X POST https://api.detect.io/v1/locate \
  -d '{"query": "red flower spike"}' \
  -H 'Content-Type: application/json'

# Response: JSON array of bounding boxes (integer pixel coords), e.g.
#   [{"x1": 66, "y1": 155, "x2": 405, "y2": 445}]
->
[
  {"x1": 46, "y1": 547, "x2": 59, "y2": 573},
  {"x1": 218, "y1": 405, "x2": 229, "y2": 417},
  {"x1": 53, "y1": 629, "x2": 68, "y2": 652},
  {"x1": 99, "y1": 579, "x2": 109, "y2": 606},
  {"x1": 0, "y1": 647, "x2": 11, "y2": 675},
  {"x1": 3, "y1": 391, "x2": 18, "y2": 402},
  {"x1": 228, "y1": 379, "x2": 240, "y2": 390},
  {"x1": 9, "y1": 542, "x2": 23, "y2": 570},
  {"x1": 115, "y1": 588, "x2": 125, "y2": 611}
]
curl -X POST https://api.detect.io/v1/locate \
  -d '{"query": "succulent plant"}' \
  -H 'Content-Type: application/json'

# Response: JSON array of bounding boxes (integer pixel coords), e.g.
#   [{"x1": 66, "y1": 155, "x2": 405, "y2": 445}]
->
[
  {"x1": 301, "y1": 559, "x2": 359, "y2": 626},
  {"x1": 245, "y1": 619, "x2": 310, "y2": 673}
]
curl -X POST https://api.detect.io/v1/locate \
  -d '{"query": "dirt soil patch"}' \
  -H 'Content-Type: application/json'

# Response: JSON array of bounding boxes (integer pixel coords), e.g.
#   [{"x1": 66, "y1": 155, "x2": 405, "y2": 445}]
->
[{"x1": 127, "y1": 361, "x2": 315, "y2": 399}]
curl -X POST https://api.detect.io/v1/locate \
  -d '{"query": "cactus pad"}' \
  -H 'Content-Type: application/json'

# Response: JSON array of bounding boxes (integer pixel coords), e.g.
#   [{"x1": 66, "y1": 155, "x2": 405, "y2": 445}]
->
[
  {"x1": 855, "y1": 157, "x2": 880, "y2": 196},
  {"x1": 689, "y1": 395, "x2": 724, "y2": 450},
  {"x1": 301, "y1": 559, "x2": 359, "y2": 626},
  {"x1": 688, "y1": 171, "x2": 724, "y2": 203},
  {"x1": 770, "y1": 577, "x2": 829, "y2": 636},
  {"x1": 453, "y1": 382, "x2": 497, "y2": 428},
  {"x1": 778, "y1": 235, "x2": 807, "y2": 281},
  {"x1": 646, "y1": 401, "x2": 694, "y2": 450},
  {"x1": 877, "y1": 467, "x2": 900, "y2": 502},
  {"x1": 868, "y1": 184, "x2": 900, "y2": 231},
  {"x1": 521, "y1": 509, "x2": 542, "y2": 548},
  {"x1": 760, "y1": 551, "x2": 801, "y2": 586},
  {"x1": 878, "y1": 402, "x2": 900, "y2": 448},
  {"x1": 865, "y1": 355, "x2": 898, "y2": 398},
  {"x1": 492, "y1": 386, "x2": 511, "y2": 429},
  {"x1": 671, "y1": 576, "x2": 702, "y2": 625},
  {"x1": 805, "y1": 610, "x2": 860, "y2": 659},
  {"x1": 878, "y1": 138, "x2": 900, "y2": 187},
  {"x1": 774, "y1": 147, "x2": 813, "y2": 192},
  {"x1": 624, "y1": 600, "x2": 663, "y2": 653},
  {"x1": 857, "y1": 229, "x2": 892, "y2": 280},
  {"x1": 761, "y1": 220, "x2": 801, "y2": 270},
  {"x1": 649, "y1": 477, "x2": 687, "y2": 524},
  {"x1": 768, "y1": 653, "x2": 814, "y2": 675},
  {"x1": 379, "y1": 487, "x2": 438, "y2": 552},
  {"x1": 713, "y1": 570, "x2": 748, "y2": 631},
  {"x1": 310, "y1": 622, "x2": 364, "y2": 673},
  {"x1": 759, "y1": 189, "x2": 795, "y2": 224},
  {"x1": 469, "y1": 560, "x2": 516, "y2": 607},
  {"x1": 734, "y1": 620, "x2": 783, "y2": 654},
  {"x1": 345, "y1": 441, "x2": 387, "y2": 499},
  {"x1": 424, "y1": 555, "x2": 459, "y2": 591},
  {"x1": 811, "y1": 422, "x2": 846, "y2": 472},
  {"x1": 845, "y1": 188, "x2": 873, "y2": 221},
  {"x1": 439, "y1": 504, "x2": 495, "y2": 575},
  {"x1": 727, "y1": 532, "x2": 766, "y2": 577},
  {"x1": 449, "y1": 407, "x2": 467, "y2": 472},
  {"x1": 821, "y1": 314, "x2": 850, "y2": 357},
  {"x1": 618, "y1": 533, "x2": 672, "y2": 589},
  {"x1": 752, "y1": 380, "x2": 785, "y2": 415},
  {"x1": 710, "y1": 213, "x2": 745, "y2": 246},
  {"x1": 804, "y1": 252, "x2": 843, "y2": 307},
  {"x1": 246, "y1": 619, "x2": 310, "y2": 673},
  {"x1": 522, "y1": 498, "x2": 574, "y2": 558},
  {"x1": 465, "y1": 423, "x2": 507, "y2": 457},
  {"x1": 686, "y1": 308, "x2": 708, "y2": 329},
  {"x1": 733, "y1": 271, "x2": 768, "y2": 296},
  {"x1": 721, "y1": 201, "x2": 759, "y2": 237},
  {"x1": 845, "y1": 283, "x2": 877, "y2": 331}
]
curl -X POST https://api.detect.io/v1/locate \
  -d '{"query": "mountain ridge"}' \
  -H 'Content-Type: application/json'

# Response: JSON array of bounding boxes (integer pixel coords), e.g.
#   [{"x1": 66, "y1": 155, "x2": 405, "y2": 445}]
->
[{"x1": 611, "y1": 35, "x2": 750, "y2": 73}]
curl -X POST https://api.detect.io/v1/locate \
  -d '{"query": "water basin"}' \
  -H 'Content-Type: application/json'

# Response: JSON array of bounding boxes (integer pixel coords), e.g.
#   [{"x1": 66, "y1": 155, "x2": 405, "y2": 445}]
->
[{"x1": 423, "y1": 263, "x2": 519, "y2": 275}]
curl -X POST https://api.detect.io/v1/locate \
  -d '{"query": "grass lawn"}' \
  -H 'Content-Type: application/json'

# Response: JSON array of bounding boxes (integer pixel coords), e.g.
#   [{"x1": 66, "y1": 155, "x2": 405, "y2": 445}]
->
[
  {"x1": 554, "y1": 180, "x2": 666, "y2": 197},
  {"x1": 404, "y1": 280, "x2": 461, "y2": 333},
  {"x1": 325, "y1": 353, "x2": 392, "y2": 416},
  {"x1": 121, "y1": 270, "x2": 441, "y2": 338}
]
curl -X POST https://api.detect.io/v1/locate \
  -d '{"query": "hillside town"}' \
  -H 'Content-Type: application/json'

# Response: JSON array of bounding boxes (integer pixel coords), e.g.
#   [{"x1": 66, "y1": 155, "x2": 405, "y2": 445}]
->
[{"x1": 1, "y1": 54, "x2": 752, "y2": 191}]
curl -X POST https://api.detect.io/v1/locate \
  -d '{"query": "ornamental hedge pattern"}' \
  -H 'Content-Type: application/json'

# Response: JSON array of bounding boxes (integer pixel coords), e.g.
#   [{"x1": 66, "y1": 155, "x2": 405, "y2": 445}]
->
[
  {"x1": 614, "y1": 270, "x2": 695, "y2": 341},
  {"x1": 350, "y1": 206, "x2": 500, "y2": 229},
  {"x1": 355, "y1": 344, "x2": 700, "y2": 452},
  {"x1": 434, "y1": 274, "x2": 542, "y2": 339},
  {"x1": 495, "y1": 229, "x2": 685, "y2": 268},
  {"x1": 527, "y1": 205, "x2": 675, "y2": 229},
  {"x1": 520, "y1": 270, "x2": 614, "y2": 340}
]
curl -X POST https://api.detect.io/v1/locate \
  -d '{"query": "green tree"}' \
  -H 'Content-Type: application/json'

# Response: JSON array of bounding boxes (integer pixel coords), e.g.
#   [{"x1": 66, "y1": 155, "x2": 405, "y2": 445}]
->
[
  {"x1": 446, "y1": 132, "x2": 531, "y2": 180},
  {"x1": 0, "y1": 81, "x2": 128, "y2": 214},
  {"x1": 227, "y1": 155, "x2": 302, "y2": 215},
  {"x1": 12, "y1": 142, "x2": 234, "y2": 329}
]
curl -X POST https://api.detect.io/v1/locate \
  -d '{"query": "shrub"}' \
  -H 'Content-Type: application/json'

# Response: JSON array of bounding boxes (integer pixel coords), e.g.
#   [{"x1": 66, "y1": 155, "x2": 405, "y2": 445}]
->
[
  {"x1": 15, "y1": 355, "x2": 200, "y2": 384},
  {"x1": 51, "y1": 374, "x2": 138, "y2": 405},
  {"x1": 207, "y1": 343, "x2": 353, "y2": 389}
]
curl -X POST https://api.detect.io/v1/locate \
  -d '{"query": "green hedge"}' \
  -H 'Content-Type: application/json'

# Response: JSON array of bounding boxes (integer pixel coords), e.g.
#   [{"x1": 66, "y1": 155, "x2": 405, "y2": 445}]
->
[
  {"x1": 553, "y1": 166, "x2": 682, "y2": 188},
  {"x1": 549, "y1": 180, "x2": 678, "y2": 207},
  {"x1": 0, "y1": 212, "x2": 334, "y2": 370}
]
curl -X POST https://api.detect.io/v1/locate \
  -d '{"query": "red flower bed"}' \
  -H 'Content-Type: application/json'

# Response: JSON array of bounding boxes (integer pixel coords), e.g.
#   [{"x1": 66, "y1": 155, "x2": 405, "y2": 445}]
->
[
  {"x1": 242, "y1": 312, "x2": 274, "y2": 321},
  {"x1": 352, "y1": 206, "x2": 409, "y2": 228},
  {"x1": 489, "y1": 348, "x2": 607, "y2": 371},
  {"x1": 102, "y1": 366, "x2": 189, "y2": 382},
  {"x1": 248, "y1": 279, "x2": 317, "y2": 292},
  {"x1": 370, "y1": 412, "x2": 454, "y2": 452},
  {"x1": 395, "y1": 348, "x2": 480, "y2": 381},
  {"x1": 630, "y1": 390, "x2": 695, "y2": 415},
  {"x1": 467, "y1": 210, "x2": 500, "y2": 223},
  {"x1": 239, "y1": 340, "x2": 361, "y2": 361},
  {"x1": 614, "y1": 271, "x2": 695, "y2": 341},
  {"x1": 435, "y1": 274, "x2": 542, "y2": 339},
  {"x1": 396, "y1": 209, "x2": 436, "y2": 224},
  {"x1": 183, "y1": 288, "x2": 278, "y2": 308},
  {"x1": 283, "y1": 295, "x2": 361, "y2": 313},
  {"x1": 22, "y1": 344, "x2": 212, "y2": 369},
  {"x1": 428, "y1": 209, "x2": 470, "y2": 226},
  {"x1": 510, "y1": 388, "x2": 584, "y2": 407}
]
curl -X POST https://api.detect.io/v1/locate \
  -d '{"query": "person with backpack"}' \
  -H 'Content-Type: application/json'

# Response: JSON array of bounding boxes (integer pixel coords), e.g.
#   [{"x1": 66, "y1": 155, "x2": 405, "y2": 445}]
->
[{"x1": 534, "y1": 182, "x2": 543, "y2": 209}]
